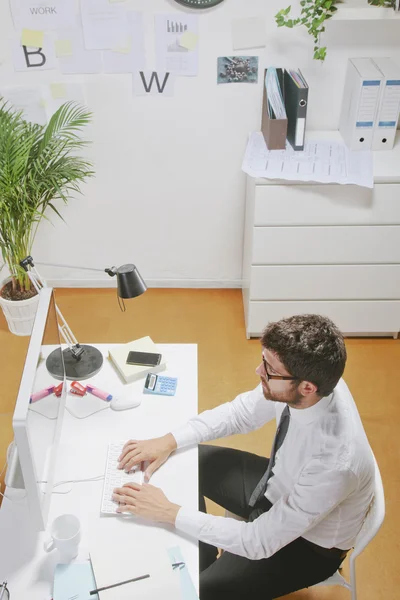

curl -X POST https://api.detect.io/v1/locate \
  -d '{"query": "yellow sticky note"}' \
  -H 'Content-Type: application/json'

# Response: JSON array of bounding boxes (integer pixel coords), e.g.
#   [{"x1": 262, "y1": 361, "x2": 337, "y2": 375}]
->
[
  {"x1": 179, "y1": 31, "x2": 198, "y2": 51},
  {"x1": 21, "y1": 29, "x2": 44, "y2": 48},
  {"x1": 50, "y1": 83, "x2": 67, "y2": 100},
  {"x1": 55, "y1": 39, "x2": 72, "y2": 57},
  {"x1": 112, "y1": 37, "x2": 131, "y2": 54},
  {"x1": 39, "y1": 99, "x2": 47, "y2": 108}
]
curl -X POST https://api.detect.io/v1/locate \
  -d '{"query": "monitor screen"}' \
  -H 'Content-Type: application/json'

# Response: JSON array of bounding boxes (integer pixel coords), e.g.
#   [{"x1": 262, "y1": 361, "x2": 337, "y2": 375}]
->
[{"x1": 10, "y1": 288, "x2": 66, "y2": 531}]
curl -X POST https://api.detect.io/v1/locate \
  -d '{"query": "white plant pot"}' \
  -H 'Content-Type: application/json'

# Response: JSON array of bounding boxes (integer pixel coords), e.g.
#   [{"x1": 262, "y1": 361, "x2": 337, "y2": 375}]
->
[{"x1": 0, "y1": 277, "x2": 40, "y2": 336}]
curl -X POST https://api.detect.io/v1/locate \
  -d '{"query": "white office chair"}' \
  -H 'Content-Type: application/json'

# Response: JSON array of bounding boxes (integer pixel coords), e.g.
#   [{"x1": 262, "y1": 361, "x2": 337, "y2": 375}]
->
[
  {"x1": 224, "y1": 455, "x2": 385, "y2": 600},
  {"x1": 312, "y1": 455, "x2": 385, "y2": 600}
]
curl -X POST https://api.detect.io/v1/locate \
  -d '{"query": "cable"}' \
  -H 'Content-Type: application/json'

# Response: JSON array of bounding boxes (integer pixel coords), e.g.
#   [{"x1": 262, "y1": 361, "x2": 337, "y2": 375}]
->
[
  {"x1": 66, "y1": 405, "x2": 110, "y2": 419},
  {"x1": 29, "y1": 404, "x2": 110, "y2": 420},
  {"x1": 37, "y1": 475, "x2": 105, "y2": 496}
]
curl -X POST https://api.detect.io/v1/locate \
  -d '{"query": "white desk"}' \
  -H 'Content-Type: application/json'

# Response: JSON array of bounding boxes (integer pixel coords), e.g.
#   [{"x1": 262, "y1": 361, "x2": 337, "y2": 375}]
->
[{"x1": 0, "y1": 343, "x2": 199, "y2": 599}]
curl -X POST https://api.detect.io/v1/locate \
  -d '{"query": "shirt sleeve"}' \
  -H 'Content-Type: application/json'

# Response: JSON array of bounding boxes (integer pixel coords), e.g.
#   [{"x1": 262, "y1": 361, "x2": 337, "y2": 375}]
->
[
  {"x1": 171, "y1": 384, "x2": 276, "y2": 449},
  {"x1": 175, "y1": 463, "x2": 358, "y2": 560}
]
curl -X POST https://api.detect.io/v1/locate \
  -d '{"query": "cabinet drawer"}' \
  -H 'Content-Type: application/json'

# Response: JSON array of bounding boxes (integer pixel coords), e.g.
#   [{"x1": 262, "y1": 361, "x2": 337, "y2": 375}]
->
[
  {"x1": 252, "y1": 226, "x2": 400, "y2": 264},
  {"x1": 246, "y1": 300, "x2": 400, "y2": 337},
  {"x1": 250, "y1": 265, "x2": 400, "y2": 300},
  {"x1": 253, "y1": 184, "x2": 400, "y2": 226}
]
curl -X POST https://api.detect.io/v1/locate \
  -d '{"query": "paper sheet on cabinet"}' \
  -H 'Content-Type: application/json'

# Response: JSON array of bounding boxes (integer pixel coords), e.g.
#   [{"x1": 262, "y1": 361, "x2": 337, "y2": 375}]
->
[
  {"x1": 242, "y1": 132, "x2": 374, "y2": 188},
  {"x1": 155, "y1": 14, "x2": 199, "y2": 77},
  {"x1": 89, "y1": 519, "x2": 180, "y2": 600}
]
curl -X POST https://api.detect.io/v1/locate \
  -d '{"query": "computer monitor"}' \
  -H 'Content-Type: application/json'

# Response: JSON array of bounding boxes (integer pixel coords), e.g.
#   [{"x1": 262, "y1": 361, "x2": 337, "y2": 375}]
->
[{"x1": 6, "y1": 288, "x2": 67, "y2": 531}]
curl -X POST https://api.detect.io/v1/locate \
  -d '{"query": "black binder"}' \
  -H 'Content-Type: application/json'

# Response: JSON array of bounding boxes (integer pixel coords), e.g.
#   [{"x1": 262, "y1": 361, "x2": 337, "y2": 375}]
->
[{"x1": 283, "y1": 69, "x2": 309, "y2": 151}]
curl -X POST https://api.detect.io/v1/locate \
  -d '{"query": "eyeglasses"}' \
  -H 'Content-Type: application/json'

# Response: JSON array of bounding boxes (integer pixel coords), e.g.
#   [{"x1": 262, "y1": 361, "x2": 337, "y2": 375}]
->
[{"x1": 261, "y1": 356, "x2": 298, "y2": 382}]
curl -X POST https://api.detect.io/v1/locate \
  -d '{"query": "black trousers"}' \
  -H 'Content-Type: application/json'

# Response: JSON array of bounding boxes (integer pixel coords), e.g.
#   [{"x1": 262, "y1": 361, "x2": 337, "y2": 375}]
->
[{"x1": 199, "y1": 444, "x2": 344, "y2": 600}]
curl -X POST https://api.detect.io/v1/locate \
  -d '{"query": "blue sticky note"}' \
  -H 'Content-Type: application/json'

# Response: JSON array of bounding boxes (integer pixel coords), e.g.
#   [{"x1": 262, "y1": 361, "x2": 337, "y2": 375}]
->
[
  {"x1": 53, "y1": 562, "x2": 99, "y2": 600},
  {"x1": 168, "y1": 546, "x2": 199, "y2": 600}
]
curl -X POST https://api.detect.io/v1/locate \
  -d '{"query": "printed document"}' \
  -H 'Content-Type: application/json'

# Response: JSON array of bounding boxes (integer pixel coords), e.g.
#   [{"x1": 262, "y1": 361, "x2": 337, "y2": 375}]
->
[
  {"x1": 242, "y1": 132, "x2": 374, "y2": 188},
  {"x1": 155, "y1": 14, "x2": 199, "y2": 77}
]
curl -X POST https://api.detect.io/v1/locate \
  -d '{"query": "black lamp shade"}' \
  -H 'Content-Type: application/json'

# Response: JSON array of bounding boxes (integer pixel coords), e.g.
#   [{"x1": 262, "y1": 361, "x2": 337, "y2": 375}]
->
[{"x1": 117, "y1": 264, "x2": 147, "y2": 299}]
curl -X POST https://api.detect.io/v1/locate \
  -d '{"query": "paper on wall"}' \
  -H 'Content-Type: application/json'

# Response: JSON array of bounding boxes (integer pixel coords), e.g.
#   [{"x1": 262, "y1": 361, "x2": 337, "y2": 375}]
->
[
  {"x1": 10, "y1": 0, "x2": 76, "y2": 29},
  {"x1": 57, "y1": 26, "x2": 102, "y2": 74},
  {"x1": 133, "y1": 70, "x2": 175, "y2": 97},
  {"x1": 155, "y1": 14, "x2": 199, "y2": 77},
  {"x1": 81, "y1": 0, "x2": 129, "y2": 50},
  {"x1": 242, "y1": 132, "x2": 374, "y2": 188},
  {"x1": 44, "y1": 82, "x2": 86, "y2": 121},
  {"x1": 103, "y1": 12, "x2": 146, "y2": 74},
  {"x1": 231, "y1": 17, "x2": 266, "y2": 50},
  {"x1": 0, "y1": 86, "x2": 47, "y2": 125},
  {"x1": 12, "y1": 32, "x2": 57, "y2": 71}
]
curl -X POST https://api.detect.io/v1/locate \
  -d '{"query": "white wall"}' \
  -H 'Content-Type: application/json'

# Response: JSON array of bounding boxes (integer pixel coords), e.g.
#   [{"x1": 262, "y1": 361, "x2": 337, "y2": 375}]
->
[{"x1": 1, "y1": 0, "x2": 399, "y2": 287}]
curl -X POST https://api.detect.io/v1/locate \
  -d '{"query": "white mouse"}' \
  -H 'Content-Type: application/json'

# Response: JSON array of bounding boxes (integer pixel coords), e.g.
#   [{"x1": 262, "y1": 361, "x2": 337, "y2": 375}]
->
[{"x1": 110, "y1": 396, "x2": 142, "y2": 411}]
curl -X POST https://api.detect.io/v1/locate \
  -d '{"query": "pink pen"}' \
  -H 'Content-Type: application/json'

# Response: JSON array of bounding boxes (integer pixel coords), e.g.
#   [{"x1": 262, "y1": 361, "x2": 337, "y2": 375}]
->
[
  {"x1": 86, "y1": 385, "x2": 113, "y2": 401},
  {"x1": 30, "y1": 385, "x2": 55, "y2": 404}
]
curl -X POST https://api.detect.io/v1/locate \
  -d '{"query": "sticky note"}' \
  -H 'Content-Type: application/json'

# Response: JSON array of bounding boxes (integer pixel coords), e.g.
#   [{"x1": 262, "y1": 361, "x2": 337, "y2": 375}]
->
[
  {"x1": 55, "y1": 39, "x2": 72, "y2": 57},
  {"x1": 50, "y1": 83, "x2": 67, "y2": 100},
  {"x1": 39, "y1": 99, "x2": 47, "y2": 108},
  {"x1": 21, "y1": 29, "x2": 44, "y2": 48},
  {"x1": 112, "y1": 37, "x2": 131, "y2": 54},
  {"x1": 179, "y1": 31, "x2": 198, "y2": 51}
]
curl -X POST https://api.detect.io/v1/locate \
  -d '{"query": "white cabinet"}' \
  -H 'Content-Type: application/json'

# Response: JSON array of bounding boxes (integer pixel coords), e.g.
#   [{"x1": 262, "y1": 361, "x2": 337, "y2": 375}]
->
[{"x1": 242, "y1": 176, "x2": 400, "y2": 339}]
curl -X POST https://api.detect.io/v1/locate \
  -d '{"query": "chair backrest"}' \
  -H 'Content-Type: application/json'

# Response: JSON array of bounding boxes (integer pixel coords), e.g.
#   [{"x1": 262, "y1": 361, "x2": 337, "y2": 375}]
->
[{"x1": 351, "y1": 454, "x2": 385, "y2": 561}]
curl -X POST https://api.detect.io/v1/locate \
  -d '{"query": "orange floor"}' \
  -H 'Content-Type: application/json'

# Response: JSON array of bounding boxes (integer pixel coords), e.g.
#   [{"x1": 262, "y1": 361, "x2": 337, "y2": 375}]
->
[{"x1": 0, "y1": 288, "x2": 399, "y2": 599}]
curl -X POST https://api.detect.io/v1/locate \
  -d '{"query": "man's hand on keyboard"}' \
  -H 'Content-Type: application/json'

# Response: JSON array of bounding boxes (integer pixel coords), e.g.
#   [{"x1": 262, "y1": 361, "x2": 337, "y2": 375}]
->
[
  {"x1": 113, "y1": 482, "x2": 181, "y2": 525},
  {"x1": 118, "y1": 434, "x2": 177, "y2": 482}
]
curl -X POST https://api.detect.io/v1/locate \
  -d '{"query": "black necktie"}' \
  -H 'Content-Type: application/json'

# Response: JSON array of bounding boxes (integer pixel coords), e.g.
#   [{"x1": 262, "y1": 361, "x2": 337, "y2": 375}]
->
[{"x1": 249, "y1": 405, "x2": 291, "y2": 507}]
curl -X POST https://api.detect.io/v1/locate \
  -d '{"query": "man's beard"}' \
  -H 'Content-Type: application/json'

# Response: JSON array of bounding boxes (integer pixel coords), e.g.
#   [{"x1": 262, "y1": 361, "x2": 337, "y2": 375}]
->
[{"x1": 261, "y1": 379, "x2": 303, "y2": 406}]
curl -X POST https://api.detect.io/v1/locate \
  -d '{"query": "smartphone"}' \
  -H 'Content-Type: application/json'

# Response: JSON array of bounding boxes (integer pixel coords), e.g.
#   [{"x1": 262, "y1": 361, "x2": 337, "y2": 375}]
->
[{"x1": 126, "y1": 351, "x2": 162, "y2": 367}]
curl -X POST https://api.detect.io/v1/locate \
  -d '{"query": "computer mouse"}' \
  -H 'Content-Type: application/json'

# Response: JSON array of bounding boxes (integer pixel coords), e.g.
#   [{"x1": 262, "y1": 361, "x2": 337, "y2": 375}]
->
[{"x1": 110, "y1": 396, "x2": 142, "y2": 411}]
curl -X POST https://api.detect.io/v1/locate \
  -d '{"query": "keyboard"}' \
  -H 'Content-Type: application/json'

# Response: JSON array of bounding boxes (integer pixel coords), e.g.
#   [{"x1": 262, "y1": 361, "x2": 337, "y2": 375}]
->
[{"x1": 100, "y1": 441, "x2": 144, "y2": 515}]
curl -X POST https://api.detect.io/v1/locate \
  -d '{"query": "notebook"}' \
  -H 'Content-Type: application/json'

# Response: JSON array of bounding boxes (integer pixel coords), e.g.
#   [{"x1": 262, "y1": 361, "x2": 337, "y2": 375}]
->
[
  {"x1": 53, "y1": 562, "x2": 98, "y2": 600},
  {"x1": 108, "y1": 336, "x2": 166, "y2": 383},
  {"x1": 89, "y1": 522, "x2": 180, "y2": 600}
]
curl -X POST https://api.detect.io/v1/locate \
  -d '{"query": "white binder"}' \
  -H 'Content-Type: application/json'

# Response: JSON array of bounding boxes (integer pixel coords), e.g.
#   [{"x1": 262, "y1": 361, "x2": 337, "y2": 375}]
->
[
  {"x1": 371, "y1": 57, "x2": 400, "y2": 151},
  {"x1": 339, "y1": 58, "x2": 383, "y2": 151}
]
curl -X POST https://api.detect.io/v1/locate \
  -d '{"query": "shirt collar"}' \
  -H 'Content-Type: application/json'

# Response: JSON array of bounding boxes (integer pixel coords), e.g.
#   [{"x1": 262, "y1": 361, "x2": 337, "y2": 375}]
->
[{"x1": 288, "y1": 392, "x2": 334, "y2": 425}]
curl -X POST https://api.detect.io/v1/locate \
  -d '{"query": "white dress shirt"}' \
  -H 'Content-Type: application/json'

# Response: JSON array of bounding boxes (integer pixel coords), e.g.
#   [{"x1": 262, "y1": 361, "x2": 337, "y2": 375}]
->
[{"x1": 171, "y1": 378, "x2": 375, "y2": 560}]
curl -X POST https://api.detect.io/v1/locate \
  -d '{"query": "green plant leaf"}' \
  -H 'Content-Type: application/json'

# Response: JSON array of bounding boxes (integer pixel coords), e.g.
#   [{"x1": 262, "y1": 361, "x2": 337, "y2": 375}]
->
[{"x1": 0, "y1": 98, "x2": 94, "y2": 293}]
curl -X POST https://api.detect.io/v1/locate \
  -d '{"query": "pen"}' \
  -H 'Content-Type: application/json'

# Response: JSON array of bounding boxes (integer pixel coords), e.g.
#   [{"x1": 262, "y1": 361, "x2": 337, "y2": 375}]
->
[{"x1": 89, "y1": 573, "x2": 150, "y2": 595}]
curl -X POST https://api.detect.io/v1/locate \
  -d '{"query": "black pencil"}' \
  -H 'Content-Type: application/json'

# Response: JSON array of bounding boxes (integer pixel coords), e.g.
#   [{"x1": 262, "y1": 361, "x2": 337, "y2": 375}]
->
[{"x1": 89, "y1": 573, "x2": 150, "y2": 595}]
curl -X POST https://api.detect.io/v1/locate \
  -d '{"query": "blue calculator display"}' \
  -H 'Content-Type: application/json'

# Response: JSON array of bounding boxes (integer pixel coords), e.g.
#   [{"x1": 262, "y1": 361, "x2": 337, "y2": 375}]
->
[{"x1": 144, "y1": 373, "x2": 177, "y2": 396}]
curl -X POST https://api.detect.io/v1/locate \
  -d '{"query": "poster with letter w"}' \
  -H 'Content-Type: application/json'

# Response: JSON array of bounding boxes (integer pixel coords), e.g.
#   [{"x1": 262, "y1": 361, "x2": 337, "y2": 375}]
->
[{"x1": 133, "y1": 71, "x2": 175, "y2": 97}]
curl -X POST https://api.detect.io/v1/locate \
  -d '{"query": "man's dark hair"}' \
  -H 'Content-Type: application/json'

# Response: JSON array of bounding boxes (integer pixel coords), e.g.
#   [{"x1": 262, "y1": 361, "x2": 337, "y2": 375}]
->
[{"x1": 261, "y1": 314, "x2": 347, "y2": 398}]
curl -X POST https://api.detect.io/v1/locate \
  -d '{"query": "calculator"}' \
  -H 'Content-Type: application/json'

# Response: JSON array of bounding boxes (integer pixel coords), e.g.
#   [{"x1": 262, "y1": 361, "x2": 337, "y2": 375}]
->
[{"x1": 143, "y1": 373, "x2": 178, "y2": 396}]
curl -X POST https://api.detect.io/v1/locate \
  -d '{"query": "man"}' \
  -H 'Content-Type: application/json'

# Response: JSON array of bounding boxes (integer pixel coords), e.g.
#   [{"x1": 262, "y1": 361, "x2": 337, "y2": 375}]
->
[{"x1": 114, "y1": 314, "x2": 375, "y2": 600}]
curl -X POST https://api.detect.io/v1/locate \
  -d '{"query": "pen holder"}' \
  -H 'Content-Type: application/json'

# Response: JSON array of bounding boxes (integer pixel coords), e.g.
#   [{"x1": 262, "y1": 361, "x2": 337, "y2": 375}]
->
[{"x1": 261, "y1": 68, "x2": 288, "y2": 150}]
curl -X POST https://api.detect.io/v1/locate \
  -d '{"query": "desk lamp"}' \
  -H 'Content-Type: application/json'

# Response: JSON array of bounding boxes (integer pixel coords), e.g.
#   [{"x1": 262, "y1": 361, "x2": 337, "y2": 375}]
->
[{"x1": 20, "y1": 256, "x2": 147, "y2": 381}]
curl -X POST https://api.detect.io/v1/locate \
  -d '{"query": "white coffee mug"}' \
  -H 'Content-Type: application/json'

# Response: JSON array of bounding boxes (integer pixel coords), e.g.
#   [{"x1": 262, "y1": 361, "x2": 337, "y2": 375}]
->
[{"x1": 43, "y1": 514, "x2": 81, "y2": 561}]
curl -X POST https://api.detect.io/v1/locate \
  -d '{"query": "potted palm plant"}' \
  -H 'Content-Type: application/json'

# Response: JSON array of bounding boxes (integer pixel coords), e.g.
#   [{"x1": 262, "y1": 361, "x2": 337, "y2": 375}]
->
[{"x1": 0, "y1": 100, "x2": 93, "y2": 335}]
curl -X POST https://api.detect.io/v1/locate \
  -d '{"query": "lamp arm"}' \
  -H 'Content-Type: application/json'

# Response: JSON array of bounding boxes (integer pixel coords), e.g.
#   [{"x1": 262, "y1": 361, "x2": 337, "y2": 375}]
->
[
  {"x1": 29, "y1": 260, "x2": 117, "y2": 277},
  {"x1": 21, "y1": 258, "x2": 84, "y2": 360}
]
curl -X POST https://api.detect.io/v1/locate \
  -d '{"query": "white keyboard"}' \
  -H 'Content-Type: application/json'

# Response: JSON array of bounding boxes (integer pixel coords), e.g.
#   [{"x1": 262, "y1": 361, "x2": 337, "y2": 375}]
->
[{"x1": 100, "y1": 441, "x2": 144, "y2": 515}]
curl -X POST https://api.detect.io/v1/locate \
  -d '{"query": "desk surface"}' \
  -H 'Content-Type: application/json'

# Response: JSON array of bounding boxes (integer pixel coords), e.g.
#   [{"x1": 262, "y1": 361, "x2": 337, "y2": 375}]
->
[{"x1": 0, "y1": 343, "x2": 199, "y2": 599}]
